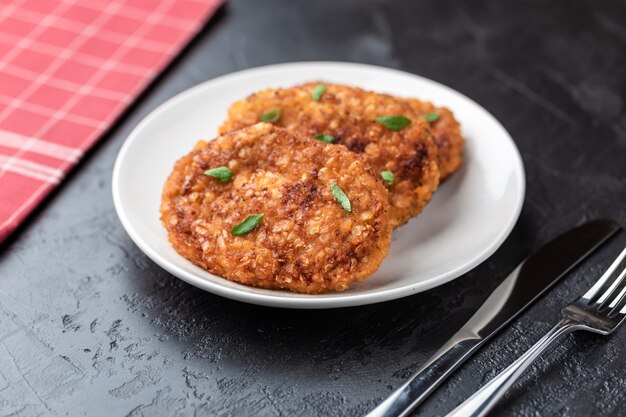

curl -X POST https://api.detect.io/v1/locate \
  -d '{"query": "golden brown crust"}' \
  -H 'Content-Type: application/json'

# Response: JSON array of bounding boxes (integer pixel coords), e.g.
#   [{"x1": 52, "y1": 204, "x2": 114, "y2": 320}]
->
[
  {"x1": 404, "y1": 99, "x2": 464, "y2": 180},
  {"x1": 219, "y1": 82, "x2": 442, "y2": 228},
  {"x1": 161, "y1": 123, "x2": 392, "y2": 294}
]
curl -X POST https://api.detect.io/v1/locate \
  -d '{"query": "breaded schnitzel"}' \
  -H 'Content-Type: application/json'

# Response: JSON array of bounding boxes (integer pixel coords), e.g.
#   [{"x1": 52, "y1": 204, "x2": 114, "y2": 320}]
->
[
  {"x1": 219, "y1": 82, "x2": 449, "y2": 227},
  {"x1": 404, "y1": 98, "x2": 463, "y2": 180},
  {"x1": 161, "y1": 123, "x2": 392, "y2": 293}
]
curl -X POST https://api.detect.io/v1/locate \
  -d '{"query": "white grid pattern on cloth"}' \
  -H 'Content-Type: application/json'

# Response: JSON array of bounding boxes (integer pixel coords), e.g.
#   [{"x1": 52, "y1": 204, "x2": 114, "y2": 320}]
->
[
  {"x1": 0, "y1": 30, "x2": 164, "y2": 78},
  {"x1": 0, "y1": 0, "x2": 124, "y2": 180},
  {"x1": 0, "y1": 0, "x2": 29, "y2": 25},
  {"x1": 0, "y1": 0, "x2": 75, "y2": 187},
  {"x1": 0, "y1": 154, "x2": 62, "y2": 184},
  {"x1": 1, "y1": 64, "x2": 133, "y2": 102},
  {"x1": 0, "y1": 1, "x2": 72, "y2": 76},
  {"x1": 0, "y1": 95, "x2": 104, "y2": 128},
  {"x1": 0, "y1": 0, "x2": 184, "y2": 231},
  {"x1": 0, "y1": 129, "x2": 83, "y2": 162},
  {"x1": 2, "y1": 7, "x2": 183, "y2": 53},
  {"x1": 63, "y1": 0, "x2": 208, "y2": 30}
]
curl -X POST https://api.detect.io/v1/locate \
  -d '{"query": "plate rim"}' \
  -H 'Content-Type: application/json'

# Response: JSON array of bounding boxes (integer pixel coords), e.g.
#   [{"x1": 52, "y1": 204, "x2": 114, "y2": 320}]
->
[{"x1": 112, "y1": 61, "x2": 526, "y2": 309}]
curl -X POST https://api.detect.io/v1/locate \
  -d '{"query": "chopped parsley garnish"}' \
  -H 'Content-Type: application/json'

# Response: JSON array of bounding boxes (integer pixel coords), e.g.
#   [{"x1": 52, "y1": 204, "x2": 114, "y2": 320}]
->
[
  {"x1": 376, "y1": 115, "x2": 411, "y2": 131},
  {"x1": 330, "y1": 184, "x2": 351, "y2": 212},
  {"x1": 380, "y1": 171, "x2": 394, "y2": 186},
  {"x1": 203, "y1": 166, "x2": 233, "y2": 182},
  {"x1": 259, "y1": 108, "x2": 281, "y2": 123},
  {"x1": 314, "y1": 133, "x2": 334, "y2": 143},
  {"x1": 423, "y1": 112, "x2": 440, "y2": 122},
  {"x1": 312, "y1": 84, "x2": 326, "y2": 101},
  {"x1": 231, "y1": 214, "x2": 264, "y2": 236}
]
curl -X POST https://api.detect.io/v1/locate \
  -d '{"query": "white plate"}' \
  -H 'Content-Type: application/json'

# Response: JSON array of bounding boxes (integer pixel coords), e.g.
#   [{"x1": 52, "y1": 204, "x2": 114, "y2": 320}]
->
[{"x1": 112, "y1": 62, "x2": 525, "y2": 309}]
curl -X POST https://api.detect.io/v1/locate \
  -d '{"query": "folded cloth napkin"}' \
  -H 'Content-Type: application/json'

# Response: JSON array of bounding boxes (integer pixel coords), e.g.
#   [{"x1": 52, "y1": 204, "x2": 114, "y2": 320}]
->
[{"x1": 0, "y1": 0, "x2": 223, "y2": 243}]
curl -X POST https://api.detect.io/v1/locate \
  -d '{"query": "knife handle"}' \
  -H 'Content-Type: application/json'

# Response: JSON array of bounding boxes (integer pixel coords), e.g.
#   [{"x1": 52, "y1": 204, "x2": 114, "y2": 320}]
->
[{"x1": 366, "y1": 336, "x2": 482, "y2": 417}]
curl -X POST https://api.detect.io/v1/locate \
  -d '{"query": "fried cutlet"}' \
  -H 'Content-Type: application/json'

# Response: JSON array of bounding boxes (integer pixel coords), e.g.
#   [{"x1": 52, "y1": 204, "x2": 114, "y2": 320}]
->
[
  {"x1": 161, "y1": 123, "x2": 392, "y2": 294},
  {"x1": 219, "y1": 83, "x2": 444, "y2": 228},
  {"x1": 404, "y1": 98, "x2": 463, "y2": 180}
]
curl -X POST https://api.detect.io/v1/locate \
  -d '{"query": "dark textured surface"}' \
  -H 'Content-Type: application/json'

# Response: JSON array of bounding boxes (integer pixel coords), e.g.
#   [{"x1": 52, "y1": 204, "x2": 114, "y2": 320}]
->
[{"x1": 1, "y1": 0, "x2": 626, "y2": 415}]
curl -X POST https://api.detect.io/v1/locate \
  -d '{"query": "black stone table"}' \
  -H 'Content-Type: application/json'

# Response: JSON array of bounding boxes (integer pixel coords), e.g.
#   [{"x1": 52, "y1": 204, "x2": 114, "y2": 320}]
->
[{"x1": 1, "y1": 1, "x2": 625, "y2": 415}]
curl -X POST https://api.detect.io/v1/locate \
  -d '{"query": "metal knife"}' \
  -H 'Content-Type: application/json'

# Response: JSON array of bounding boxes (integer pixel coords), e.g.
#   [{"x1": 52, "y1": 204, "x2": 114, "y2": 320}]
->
[{"x1": 366, "y1": 219, "x2": 621, "y2": 417}]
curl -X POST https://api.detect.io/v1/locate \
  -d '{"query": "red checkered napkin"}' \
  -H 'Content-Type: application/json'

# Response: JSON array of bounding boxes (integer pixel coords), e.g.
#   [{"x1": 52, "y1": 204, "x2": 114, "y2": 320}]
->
[{"x1": 0, "y1": 0, "x2": 223, "y2": 243}]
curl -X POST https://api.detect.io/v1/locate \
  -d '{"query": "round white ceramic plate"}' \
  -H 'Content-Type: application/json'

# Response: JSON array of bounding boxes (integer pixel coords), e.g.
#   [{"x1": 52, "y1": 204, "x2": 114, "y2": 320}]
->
[{"x1": 112, "y1": 62, "x2": 525, "y2": 309}]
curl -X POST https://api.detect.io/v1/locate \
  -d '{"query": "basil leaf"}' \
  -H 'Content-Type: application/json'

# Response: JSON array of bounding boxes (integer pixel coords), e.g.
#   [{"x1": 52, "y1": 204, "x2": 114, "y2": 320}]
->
[
  {"x1": 203, "y1": 166, "x2": 233, "y2": 182},
  {"x1": 231, "y1": 214, "x2": 264, "y2": 236},
  {"x1": 312, "y1": 84, "x2": 326, "y2": 101},
  {"x1": 314, "y1": 133, "x2": 334, "y2": 143},
  {"x1": 380, "y1": 170, "x2": 394, "y2": 186},
  {"x1": 423, "y1": 112, "x2": 440, "y2": 122},
  {"x1": 259, "y1": 108, "x2": 281, "y2": 123},
  {"x1": 330, "y1": 184, "x2": 351, "y2": 212},
  {"x1": 376, "y1": 115, "x2": 411, "y2": 131}
]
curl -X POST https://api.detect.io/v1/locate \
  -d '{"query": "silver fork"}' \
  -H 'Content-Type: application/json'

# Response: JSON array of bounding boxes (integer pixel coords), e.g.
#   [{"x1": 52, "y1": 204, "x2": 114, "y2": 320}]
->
[{"x1": 447, "y1": 245, "x2": 626, "y2": 417}]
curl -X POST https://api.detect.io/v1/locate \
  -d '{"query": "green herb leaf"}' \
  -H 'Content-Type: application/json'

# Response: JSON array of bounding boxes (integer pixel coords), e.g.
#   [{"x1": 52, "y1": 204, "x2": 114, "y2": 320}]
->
[
  {"x1": 312, "y1": 84, "x2": 326, "y2": 101},
  {"x1": 314, "y1": 133, "x2": 334, "y2": 143},
  {"x1": 231, "y1": 214, "x2": 264, "y2": 236},
  {"x1": 259, "y1": 108, "x2": 281, "y2": 123},
  {"x1": 203, "y1": 166, "x2": 233, "y2": 182},
  {"x1": 376, "y1": 115, "x2": 411, "y2": 131},
  {"x1": 380, "y1": 170, "x2": 394, "y2": 186},
  {"x1": 330, "y1": 184, "x2": 351, "y2": 212},
  {"x1": 423, "y1": 112, "x2": 440, "y2": 122}
]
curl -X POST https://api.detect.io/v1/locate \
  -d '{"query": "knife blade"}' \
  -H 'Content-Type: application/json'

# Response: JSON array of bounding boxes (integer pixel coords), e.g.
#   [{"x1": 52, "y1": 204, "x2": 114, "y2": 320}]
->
[{"x1": 366, "y1": 219, "x2": 621, "y2": 417}]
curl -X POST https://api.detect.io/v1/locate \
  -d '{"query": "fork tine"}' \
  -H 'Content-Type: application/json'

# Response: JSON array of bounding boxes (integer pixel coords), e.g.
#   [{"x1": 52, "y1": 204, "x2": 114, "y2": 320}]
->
[
  {"x1": 608, "y1": 283, "x2": 626, "y2": 314},
  {"x1": 619, "y1": 290, "x2": 626, "y2": 314},
  {"x1": 596, "y1": 252, "x2": 626, "y2": 305},
  {"x1": 583, "y1": 246, "x2": 626, "y2": 301},
  {"x1": 609, "y1": 260, "x2": 626, "y2": 314}
]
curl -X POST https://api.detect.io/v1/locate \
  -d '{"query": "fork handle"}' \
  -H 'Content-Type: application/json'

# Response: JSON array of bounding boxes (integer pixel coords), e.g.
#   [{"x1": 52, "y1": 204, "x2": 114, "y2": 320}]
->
[{"x1": 446, "y1": 318, "x2": 581, "y2": 417}]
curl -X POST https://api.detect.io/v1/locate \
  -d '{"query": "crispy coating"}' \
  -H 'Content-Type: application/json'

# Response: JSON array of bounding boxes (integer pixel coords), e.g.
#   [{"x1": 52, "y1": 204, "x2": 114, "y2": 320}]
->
[
  {"x1": 404, "y1": 99, "x2": 464, "y2": 180},
  {"x1": 161, "y1": 123, "x2": 392, "y2": 293},
  {"x1": 219, "y1": 83, "x2": 442, "y2": 228}
]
